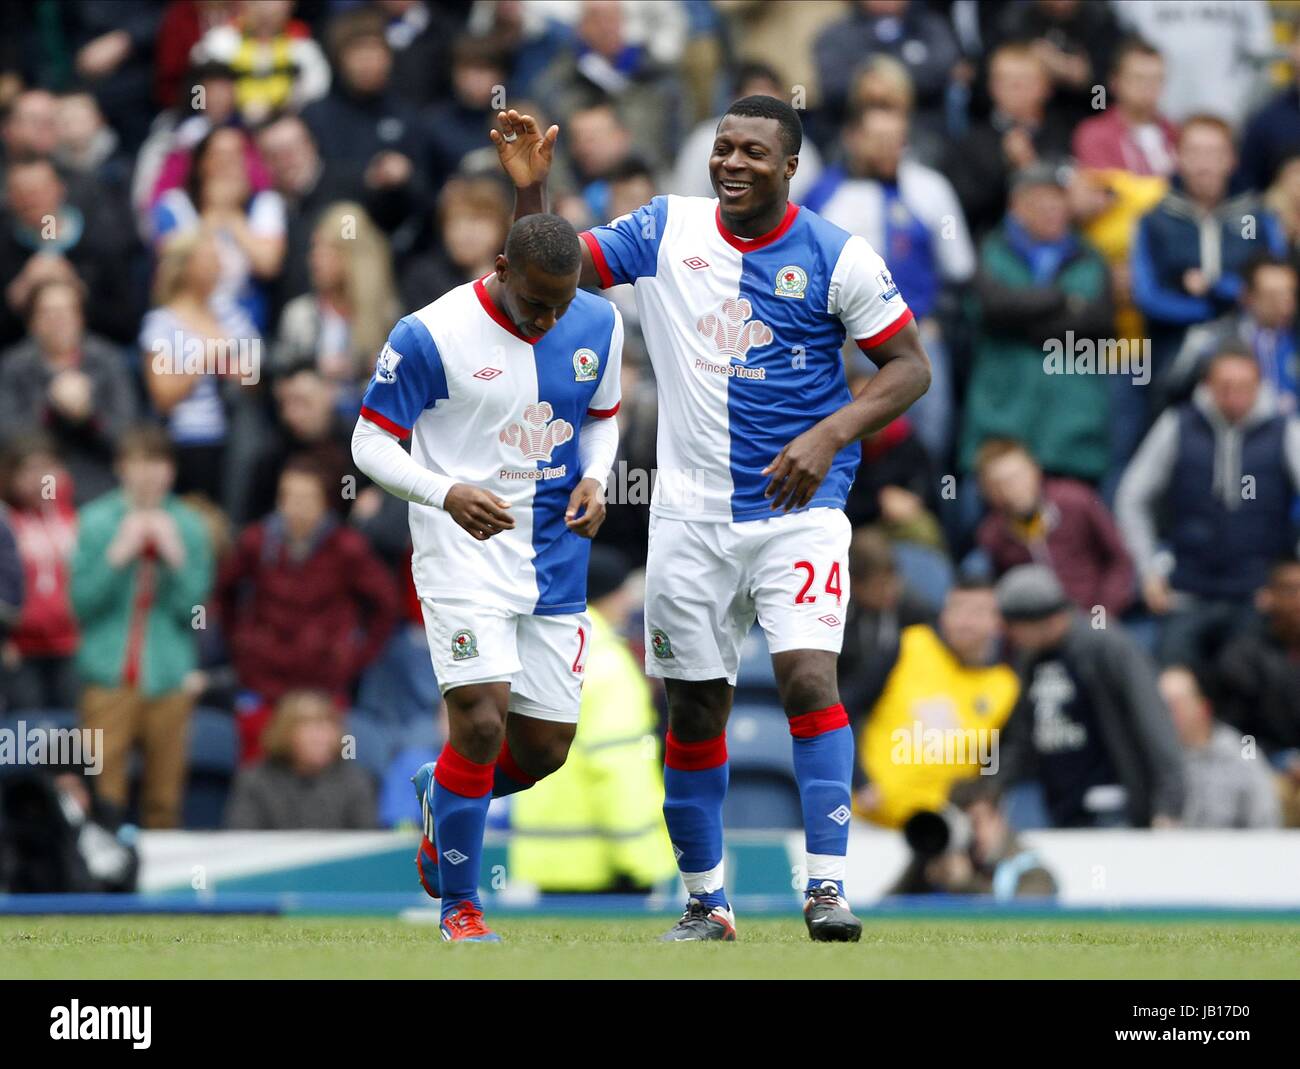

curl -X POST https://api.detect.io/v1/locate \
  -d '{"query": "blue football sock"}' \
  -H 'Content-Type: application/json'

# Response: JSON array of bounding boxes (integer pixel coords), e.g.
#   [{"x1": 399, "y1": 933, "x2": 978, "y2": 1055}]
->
[
  {"x1": 790, "y1": 705, "x2": 853, "y2": 898},
  {"x1": 432, "y1": 743, "x2": 495, "y2": 921},
  {"x1": 663, "y1": 731, "x2": 729, "y2": 909}
]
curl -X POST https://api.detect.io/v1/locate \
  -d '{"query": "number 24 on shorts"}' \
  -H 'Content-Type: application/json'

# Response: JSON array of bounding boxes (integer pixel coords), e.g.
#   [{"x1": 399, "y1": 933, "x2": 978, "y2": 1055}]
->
[{"x1": 793, "y1": 560, "x2": 842, "y2": 605}]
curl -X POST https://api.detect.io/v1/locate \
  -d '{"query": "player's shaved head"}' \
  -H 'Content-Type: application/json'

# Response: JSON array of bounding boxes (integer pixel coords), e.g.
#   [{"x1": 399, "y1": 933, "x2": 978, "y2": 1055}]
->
[{"x1": 504, "y1": 213, "x2": 582, "y2": 278}]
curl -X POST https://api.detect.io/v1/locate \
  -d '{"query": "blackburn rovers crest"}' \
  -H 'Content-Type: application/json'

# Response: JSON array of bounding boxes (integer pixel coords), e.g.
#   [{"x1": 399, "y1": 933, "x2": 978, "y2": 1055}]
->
[
  {"x1": 650, "y1": 628, "x2": 674, "y2": 659},
  {"x1": 451, "y1": 629, "x2": 478, "y2": 660},
  {"x1": 500, "y1": 402, "x2": 574, "y2": 462},
  {"x1": 573, "y1": 347, "x2": 598, "y2": 381},
  {"x1": 774, "y1": 264, "x2": 807, "y2": 299},
  {"x1": 696, "y1": 297, "x2": 773, "y2": 363}
]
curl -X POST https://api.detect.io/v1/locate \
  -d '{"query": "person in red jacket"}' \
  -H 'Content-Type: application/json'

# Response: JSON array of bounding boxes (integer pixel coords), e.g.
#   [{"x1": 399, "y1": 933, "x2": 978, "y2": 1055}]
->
[
  {"x1": 0, "y1": 434, "x2": 79, "y2": 710},
  {"x1": 976, "y1": 438, "x2": 1136, "y2": 619},
  {"x1": 218, "y1": 453, "x2": 399, "y2": 760}
]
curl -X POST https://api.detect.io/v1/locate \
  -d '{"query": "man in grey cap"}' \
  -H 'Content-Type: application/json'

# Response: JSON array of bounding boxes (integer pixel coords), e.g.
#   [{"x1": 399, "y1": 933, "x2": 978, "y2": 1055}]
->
[{"x1": 994, "y1": 564, "x2": 1184, "y2": 828}]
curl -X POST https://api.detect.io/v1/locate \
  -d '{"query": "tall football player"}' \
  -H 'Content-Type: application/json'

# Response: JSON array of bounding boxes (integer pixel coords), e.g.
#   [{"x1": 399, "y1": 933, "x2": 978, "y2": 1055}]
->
[
  {"x1": 493, "y1": 99, "x2": 930, "y2": 942},
  {"x1": 352, "y1": 214, "x2": 622, "y2": 942}
]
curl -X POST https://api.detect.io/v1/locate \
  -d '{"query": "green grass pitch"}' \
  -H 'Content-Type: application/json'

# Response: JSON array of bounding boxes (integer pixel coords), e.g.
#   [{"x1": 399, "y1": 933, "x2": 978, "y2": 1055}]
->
[{"x1": 2, "y1": 916, "x2": 1299, "y2": 979}]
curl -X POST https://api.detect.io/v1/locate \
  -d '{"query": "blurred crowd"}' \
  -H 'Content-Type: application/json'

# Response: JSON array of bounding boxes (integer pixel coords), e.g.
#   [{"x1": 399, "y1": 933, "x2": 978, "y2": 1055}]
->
[{"x1": 0, "y1": 0, "x2": 1298, "y2": 879}]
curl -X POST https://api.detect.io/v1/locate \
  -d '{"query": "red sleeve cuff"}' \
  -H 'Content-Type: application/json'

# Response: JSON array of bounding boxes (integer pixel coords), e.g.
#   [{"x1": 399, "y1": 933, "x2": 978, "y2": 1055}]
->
[
  {"x1": 580, "y1": 231, "x2": 615, "y2": 289},
  {"x1": 586, "y1": 402, "x2": 620, "y2": 419},
  {"x1": 855, "y1": 307, "x2": 914, "y2": 351},
  {"x1": 360, "y1": 406, "x2": 410, "y2": 439}
]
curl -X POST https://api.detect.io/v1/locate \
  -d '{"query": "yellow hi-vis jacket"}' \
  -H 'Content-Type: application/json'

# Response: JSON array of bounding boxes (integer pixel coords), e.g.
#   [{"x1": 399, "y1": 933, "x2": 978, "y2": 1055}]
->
[
  {"x1": 508, "y1": 607, "x2": 677, "y2": 891},
  {"x1": 859, "y1": 624, "x2": 1019, "y2": 829}
]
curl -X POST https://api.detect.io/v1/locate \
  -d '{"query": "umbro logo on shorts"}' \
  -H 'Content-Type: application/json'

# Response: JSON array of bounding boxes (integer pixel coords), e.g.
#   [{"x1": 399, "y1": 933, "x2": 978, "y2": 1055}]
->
[{"x1": 818, "y1": 614, "x2": 841, "y2": 627}]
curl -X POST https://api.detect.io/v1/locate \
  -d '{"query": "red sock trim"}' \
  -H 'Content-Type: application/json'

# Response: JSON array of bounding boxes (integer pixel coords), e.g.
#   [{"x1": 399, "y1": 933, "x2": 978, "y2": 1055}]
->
[
  {"x1": 496, "y1": 739, "x2": 537, "y2": 785},
  {"x1": 788, "y1": 703, "x2": 849, "y2": 738},
  {"x1": 665, "y1": 731, "x2": 727, "y2": 771},
  {"x1": 433, "y1": 743, "x2": 495, "y2": 797}
]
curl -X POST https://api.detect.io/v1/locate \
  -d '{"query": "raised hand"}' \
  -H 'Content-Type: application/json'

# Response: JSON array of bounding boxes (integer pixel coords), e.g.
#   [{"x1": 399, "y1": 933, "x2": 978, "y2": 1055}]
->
[{"x1": 489, "y1": 109, "x2": 558, "y2": 189}]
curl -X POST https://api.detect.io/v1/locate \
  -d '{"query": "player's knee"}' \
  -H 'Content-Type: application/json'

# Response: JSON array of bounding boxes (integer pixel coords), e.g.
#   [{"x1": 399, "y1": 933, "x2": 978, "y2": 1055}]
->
[
  {"x1": 449, "y1": 698, "x2": 507, "y2": 758},
  {"x1": 775, "y1": 658, "x2": 839, "y2": 717},
  {"x1": 665, "y1": 680, "x2": 732, "y2": 741},
  {"x1": 517, "y1": 729, "x2": 574, "y2": 778}
]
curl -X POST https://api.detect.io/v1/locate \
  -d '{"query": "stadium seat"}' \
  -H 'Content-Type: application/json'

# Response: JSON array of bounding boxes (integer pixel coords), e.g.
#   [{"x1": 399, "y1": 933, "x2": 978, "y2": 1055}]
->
[
  {"x1": 182, "y1": 708, "x2": 239, "y2": 830},
  {"x1": 892, "y1": 541, "x2": 955, "y2": 613},
  {"x1": 725, "y1": 702, "x2": 801, "y2": 829},
  {"x1": 354, "y1": 624, "x2": 440, "y2": 729},
  {"x1": 343, "y1": 711, "x2": 398, "y2": 781},
  {"x1": 735, "y1": 626, "x2": 780, "y2": 702}
]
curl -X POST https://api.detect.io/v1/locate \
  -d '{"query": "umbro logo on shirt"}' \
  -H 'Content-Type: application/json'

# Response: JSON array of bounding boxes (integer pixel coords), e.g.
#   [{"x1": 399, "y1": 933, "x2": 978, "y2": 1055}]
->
[
  {"x1": 683, "y1": 256, "x2": 709, "y2": 270},
  {"x1": 474, "y1": 367, "x2": 503, "y2": 380}
]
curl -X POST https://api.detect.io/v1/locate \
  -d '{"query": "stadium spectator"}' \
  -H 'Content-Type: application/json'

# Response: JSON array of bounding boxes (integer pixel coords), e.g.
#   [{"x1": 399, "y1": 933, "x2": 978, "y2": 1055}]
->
[
  {"x1": 274, "y1": 202, "x2": 397, "y2": 409},
  {"x1": 1165, "y1": 257, "x2": 1299, "y2": 412},
  {"x1": 52, "y1": 92, "x2": 131, "y2": 195},
  {"x1": 243, "y1": 365, "x2": 363, "y2": 527},
  {"x1": 944, "y1": 42, "x2": 1072, "y2": 239},
  {"x1": 807, "y1": 105, "x2": 973, "y2": 462},
  {"x1": 837, "y1": 527, "x2": 935, "y2": 728},
  {"x1": 58, "y1": 0, "x2": 163, "y2": 152},
  {"x1": 844, "y1": 54, "x2": 946, "y2": 169},
  {"x1": 855, "y1": 578, "x2": 1019, "y2": 829},
  {"x1": 151, "y1": 126, "x2": 286, "y2": 333},
  {"x1": 1238, "y1": 36, "x2": 1300, "y2": 194},
  {"x1": 1, "y1": 89, "x2": 59, "y2": 174},
  {"x1": 0, "y1": 436, "x2": 77, "y2": 711},
  {"x1": 1159, "y1": 665, "x2": 1281, "y2": 829},
  {"x1": 1264, "y1": 154, "x2": 1300, "y2": 268},
  {"x1": 0, "y1": 279, "x2": 136, "y2": 505},
  {"x1": 531, "y1": 0, "x2": 682, "y2": 173},
  {"x1": 1214, "y1": 557, "x2": 1300, "y2": 827},
  {"x1": 670, "y1": 62, "x2": 825, "y2": 204},
  {"x1": 0, "y1": 507, "x2": 20, "y2": 713},
  {"x1": 842, "y1": 410, "x2": 941, "y2": 544},
  {"x1": 958, "y1": 161, "x2": 1113, "y2": 485},
  {"x1": 995, "y1": 0, "x2": 1119, "y2": 128},
  {"x1": 1115, "y1": 0, "x2": 1274, "y2": 128},
  {"x1": 190, "y1": 0, "x2": 330, "y2": 126},
  {"x1": 714, "y1": 1, "x2": 842, "y2": 115},
  {"x1": 379, "y1": 0, "x2": 458, "y2": 109},
  {"x1": 152, "y1": 0, "x2": 234, "y2": 111},
  {"x1": 139, "y1": 229, "x2": 260, "y2": 505},
  {"x1": 1071, "y1": 37, "x2": 1177, "y2": 178},
  {"x1": 0, "y1": 157, "x2": 140, "y2": 347},
  {"x1": 216, "y1": 456, "x2": 399, "y2": 760},
  {"x1": 224, "y1": 689, "x2": 377, "y2": 830},
  {"x1": 1132, "y1": 116, "x2": 1285, "y2": 378},
  {"x1": 813, "y1": 0, "x2": 960, "y2": 127},
  {"x1": 509, "y1": 547, "x2": 676, "y2": 893},
  {"x1": 423, "y1": 35, "x2": 511, "y2": 184},
  {"x1": 995, "y1": 564, "x2": 1185, "y2": 829},
  {"x1": 399, "y1": 175, "x2": 512, "y2": 312},
  {"x1": 301, "y1": 5, "x2": 428, "y2": 239},
  {"x1": 70, "y1": 427, "x2": 214, "y2": 829},
  {"x1": 1115, "y1": 349, "x2": 1300, "y2": 666},
  {"x1": 975, "y1": 439, "x2": 1134, "y2": 618}
]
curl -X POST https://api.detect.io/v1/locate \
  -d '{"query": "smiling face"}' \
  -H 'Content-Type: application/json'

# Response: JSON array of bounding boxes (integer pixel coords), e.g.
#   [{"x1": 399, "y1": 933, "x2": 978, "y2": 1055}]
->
[
  {"x1": 495, "y1": 255, "x2": 579, "y2": 339},
  {"x1": 709, "y1": 113, "x2": 796, "y2": 222}
]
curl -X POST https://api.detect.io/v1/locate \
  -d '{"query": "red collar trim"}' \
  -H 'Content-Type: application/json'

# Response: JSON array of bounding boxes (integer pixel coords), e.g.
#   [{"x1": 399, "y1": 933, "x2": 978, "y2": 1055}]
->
[
  {"x1": 473, "y1": 274, "x2": 541, "y2": 344},
  {"x1": 715, "y1": 201, "x2": 798, "y2": 252}
]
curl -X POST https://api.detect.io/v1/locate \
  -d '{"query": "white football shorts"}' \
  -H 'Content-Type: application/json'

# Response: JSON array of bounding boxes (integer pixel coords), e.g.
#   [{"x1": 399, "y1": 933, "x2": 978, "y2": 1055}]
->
[
  {"x1": 420, "y1": 598, "x2": 591, "y2": 723},
  {"x1": 643, "y1": 507, "x2": 851, "y2": 684}
]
